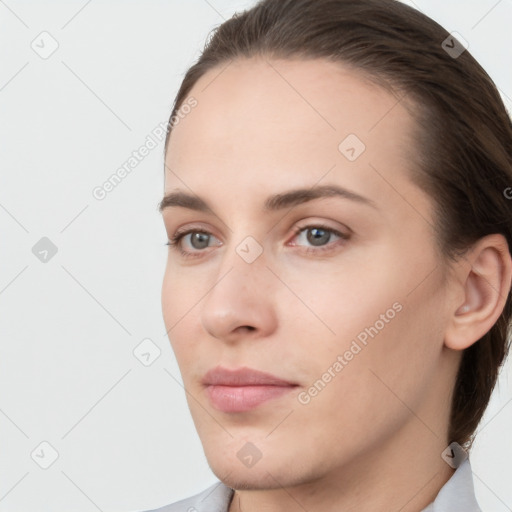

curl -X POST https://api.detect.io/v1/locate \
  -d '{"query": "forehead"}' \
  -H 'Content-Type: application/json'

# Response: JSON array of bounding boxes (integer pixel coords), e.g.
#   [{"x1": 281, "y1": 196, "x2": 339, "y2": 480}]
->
[
  {"x1": 169, "y1": 57, "x2": 413, "y2": 141},
  {"x1": 165, "y1": 57, "x2": 427, "y2": 220}
]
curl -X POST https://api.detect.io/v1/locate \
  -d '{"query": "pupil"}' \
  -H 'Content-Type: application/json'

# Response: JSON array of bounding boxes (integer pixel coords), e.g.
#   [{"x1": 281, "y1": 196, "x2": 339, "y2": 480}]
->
[
  {"x1": 191, "y1": 233, "x2": 210, "y2": 249},
  {"x1": 307, "y1": 228, "x2": 330, "y2": 246}
]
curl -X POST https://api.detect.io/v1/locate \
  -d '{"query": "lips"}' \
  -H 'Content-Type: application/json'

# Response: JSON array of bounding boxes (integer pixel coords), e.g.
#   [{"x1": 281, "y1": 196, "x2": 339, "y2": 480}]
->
[
  {"x1": 202, "y1": 366, "x2": 297, "y2": 387},
  {"x1": 202, "y1": 366, "x2": 299, "y2": 412}
]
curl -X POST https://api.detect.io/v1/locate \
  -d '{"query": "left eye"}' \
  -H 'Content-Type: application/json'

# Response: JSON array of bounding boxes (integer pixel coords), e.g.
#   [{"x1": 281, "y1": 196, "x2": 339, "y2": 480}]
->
[
  {"x1": 180, "y1": 231, "x2": 213, "y2": 250},
  {"x1": 292, "y1": 225, "x2": 347, "y2": 247}
]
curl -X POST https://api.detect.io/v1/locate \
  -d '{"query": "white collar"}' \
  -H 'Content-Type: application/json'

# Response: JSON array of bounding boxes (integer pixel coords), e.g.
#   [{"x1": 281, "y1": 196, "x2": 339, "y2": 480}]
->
[{"x1": 421, "y1": 457, "x2": 481, "y2": 511}]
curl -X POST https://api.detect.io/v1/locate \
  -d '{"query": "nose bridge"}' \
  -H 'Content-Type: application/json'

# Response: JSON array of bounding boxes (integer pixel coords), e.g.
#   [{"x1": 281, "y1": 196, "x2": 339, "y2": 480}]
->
[
  {"x1": 216, "y1": 231, "x2": 269, "y2": 293},
  {"x1": 209, "y1": 234, "x2": 268, "y2": 305},
  {"x1": 200, "y1": 234, "x2": 276, "y2": 339}
]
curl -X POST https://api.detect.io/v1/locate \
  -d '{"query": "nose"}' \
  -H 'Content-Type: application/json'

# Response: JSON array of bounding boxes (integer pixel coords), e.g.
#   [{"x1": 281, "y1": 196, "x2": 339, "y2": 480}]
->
[{"x1": 200, "y1": 244, "x2": 278, "y2": 343}]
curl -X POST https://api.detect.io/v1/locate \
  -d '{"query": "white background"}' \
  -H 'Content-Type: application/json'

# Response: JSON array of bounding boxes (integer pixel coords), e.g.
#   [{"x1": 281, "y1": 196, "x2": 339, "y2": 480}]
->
[{"x1": 0, "y1": 0, "x2": 511, "y2": 510}]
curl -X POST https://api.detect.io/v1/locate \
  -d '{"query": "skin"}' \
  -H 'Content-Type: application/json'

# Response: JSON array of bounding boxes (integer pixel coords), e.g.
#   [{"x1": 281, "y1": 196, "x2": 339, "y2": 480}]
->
[{"x1": 160, "y1": 57, "x2": 512, "y2": 512}]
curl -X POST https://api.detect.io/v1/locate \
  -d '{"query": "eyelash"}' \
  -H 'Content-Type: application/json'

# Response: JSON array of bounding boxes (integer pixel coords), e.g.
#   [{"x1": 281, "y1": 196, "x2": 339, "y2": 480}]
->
[{"x1": 165, "y1": 223, "x2": 350, "y2": 260}]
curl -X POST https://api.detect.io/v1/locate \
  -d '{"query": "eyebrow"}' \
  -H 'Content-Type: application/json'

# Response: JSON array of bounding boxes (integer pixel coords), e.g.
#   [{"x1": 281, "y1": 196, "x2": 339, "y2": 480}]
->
[{"x1": 158, "y1": 184, "x2": 378, "y2": 214}]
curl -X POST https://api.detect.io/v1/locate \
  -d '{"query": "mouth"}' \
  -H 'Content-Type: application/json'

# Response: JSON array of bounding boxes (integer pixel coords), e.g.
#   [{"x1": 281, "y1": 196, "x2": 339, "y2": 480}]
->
[{"x1": 202, "y1": 366, "x2": 299, "y2": 413}]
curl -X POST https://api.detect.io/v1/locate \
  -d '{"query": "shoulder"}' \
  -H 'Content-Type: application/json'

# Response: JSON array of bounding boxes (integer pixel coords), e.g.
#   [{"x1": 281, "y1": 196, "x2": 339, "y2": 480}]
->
[{"x1": 141, "y1": 480, "x2": 234, "y2": 512}]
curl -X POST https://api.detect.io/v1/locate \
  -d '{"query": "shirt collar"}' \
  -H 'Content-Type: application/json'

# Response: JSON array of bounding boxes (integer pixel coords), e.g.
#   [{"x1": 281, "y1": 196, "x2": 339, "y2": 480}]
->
[{"x1": 421, "y1": 457, "x2": 481, "y2": 511}]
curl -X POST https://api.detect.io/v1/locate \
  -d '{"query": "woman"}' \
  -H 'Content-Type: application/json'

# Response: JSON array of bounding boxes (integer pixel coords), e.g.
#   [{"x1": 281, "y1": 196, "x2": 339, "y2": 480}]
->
[{"x1": 152, "y1": 0, "x2": 512, "y2": 510}]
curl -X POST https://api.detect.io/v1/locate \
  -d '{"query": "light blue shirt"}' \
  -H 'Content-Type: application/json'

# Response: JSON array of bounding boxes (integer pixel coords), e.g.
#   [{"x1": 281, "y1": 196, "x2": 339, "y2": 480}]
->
[{"x1": 144, "y1": 457, "x2": 481, "y2": 512}]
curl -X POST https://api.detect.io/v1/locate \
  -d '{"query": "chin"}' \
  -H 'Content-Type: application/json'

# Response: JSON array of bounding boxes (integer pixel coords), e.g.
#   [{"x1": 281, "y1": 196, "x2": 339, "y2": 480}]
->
[
  {"x1": 205, "y1": 449, "x2": 315, "y2": 491},
  {"x1": 211, "y1": 465, "x2": 298, "y2": 491}
]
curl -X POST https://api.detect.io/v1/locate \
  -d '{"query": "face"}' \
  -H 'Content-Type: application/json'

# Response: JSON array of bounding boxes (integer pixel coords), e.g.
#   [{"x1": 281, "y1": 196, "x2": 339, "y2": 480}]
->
[{"x1": 161, "y1": 57, "x2": 457, "y2": 489}]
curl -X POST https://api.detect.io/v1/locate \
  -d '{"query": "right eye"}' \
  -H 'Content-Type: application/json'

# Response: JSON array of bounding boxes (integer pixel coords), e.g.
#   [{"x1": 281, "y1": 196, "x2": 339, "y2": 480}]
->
[{"x1": 166, "y1": 229, "x2": 221, "y2": 258}]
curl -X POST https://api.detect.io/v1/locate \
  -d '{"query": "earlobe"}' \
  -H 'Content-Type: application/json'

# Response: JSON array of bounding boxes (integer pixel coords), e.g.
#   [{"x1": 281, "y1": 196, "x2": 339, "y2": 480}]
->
[{"x1": 444, "y1": 234, "x2": 512, "y2": 351}]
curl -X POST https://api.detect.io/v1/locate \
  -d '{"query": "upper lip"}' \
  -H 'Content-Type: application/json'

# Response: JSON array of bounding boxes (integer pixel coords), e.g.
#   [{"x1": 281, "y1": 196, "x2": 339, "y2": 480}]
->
[{"x1": 202, "y1": 366, "x2": 298, "y2": 387}]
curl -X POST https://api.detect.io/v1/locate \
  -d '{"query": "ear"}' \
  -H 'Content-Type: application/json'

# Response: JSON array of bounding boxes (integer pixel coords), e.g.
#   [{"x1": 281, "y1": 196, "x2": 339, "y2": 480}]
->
[{"x1": 444, "y1": 234, "x2": 512, "y2": 350}]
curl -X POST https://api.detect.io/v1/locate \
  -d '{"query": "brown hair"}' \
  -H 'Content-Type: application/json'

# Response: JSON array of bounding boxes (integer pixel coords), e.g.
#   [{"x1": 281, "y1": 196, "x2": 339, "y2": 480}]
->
[{"x1": 164, "y1": 0, "x2": 512, "y2": 449}]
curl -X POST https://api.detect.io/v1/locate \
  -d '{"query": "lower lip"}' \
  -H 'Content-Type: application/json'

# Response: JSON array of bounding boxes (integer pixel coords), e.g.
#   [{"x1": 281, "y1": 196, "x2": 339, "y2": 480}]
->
[{"x1": 205, "y1": 384, "x2": 297, "y2": 412}]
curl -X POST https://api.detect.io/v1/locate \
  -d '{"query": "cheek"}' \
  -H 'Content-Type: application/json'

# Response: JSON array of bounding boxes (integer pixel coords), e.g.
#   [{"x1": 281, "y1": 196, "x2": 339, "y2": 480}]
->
[
  {"x1": 161, "y1": 269, "x2": 176, "y2": 328},
  {"x1": 161, "y1": 262, "x2": 201, "y2": 325},
  {"x1": 290, "y1": 297, "x2": 441, "y2": 459},
  {"x1": 276, "y1": 245, "x2": 401, "y2": 343},
  {"x1": 161, "y1": 267, "x2": 198, "y2": 359},
  {"x1": 289, "y1": 241, "x2": 445, "y2": 400}
]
